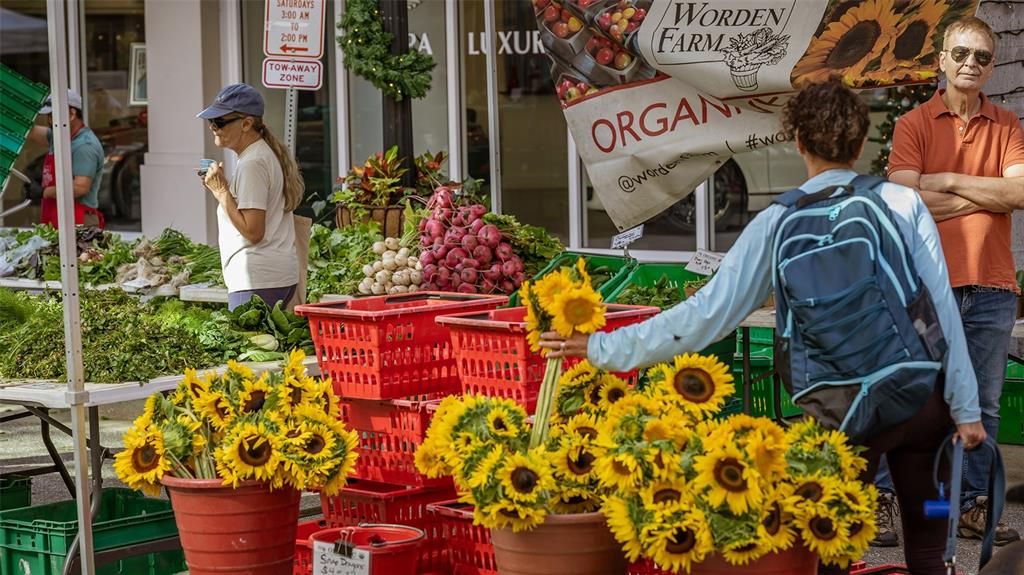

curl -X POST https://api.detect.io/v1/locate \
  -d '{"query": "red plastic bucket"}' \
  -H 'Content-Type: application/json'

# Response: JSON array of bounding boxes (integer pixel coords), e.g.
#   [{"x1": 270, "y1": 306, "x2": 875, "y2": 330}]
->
[
  {"x1": 309, "y1": 524, "x2": 426, "y2": 575},
  {"x1": 162, "y1": 475, "x2": 300, "y2": 575}
]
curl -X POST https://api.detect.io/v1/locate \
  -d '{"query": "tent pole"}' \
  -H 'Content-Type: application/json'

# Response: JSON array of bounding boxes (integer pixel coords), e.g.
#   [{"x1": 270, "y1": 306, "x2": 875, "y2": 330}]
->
[{"x1": 45, "y1": 0, "x2": 94, "y2": 574}]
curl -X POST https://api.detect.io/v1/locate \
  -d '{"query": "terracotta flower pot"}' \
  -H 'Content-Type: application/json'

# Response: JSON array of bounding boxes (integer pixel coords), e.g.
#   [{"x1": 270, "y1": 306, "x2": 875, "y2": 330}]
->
[
  {"x1": 336, "y1": 204, "x2": 405, "y2": 238},
  {"x1": 162, "y1": 475, "x2": 300, "y2": 575},
  {"x1": 628, "y1": 545, "x2": 818, "y2": 575},
  {"x1": 490, "y1": 511, "x2": 626, "y2": 575}
]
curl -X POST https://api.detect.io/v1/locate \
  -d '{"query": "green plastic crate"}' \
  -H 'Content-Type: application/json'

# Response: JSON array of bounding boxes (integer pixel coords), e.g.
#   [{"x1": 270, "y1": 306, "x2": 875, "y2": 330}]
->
[
  {"x1": 0, "y1": 476, "x2": 31, "y2": 511},
  {"x1": 0, "y1": 488, "x2": 185, "y2": 575},
  {"x1": 999, "y1": 360, "x2": 1024, "y2": 445},
  {"x1": 509, "y1": 252, "x2": 637, "y2": 306},
  {"x1": 730, "y1": 354, "x2": 801, "y2": 420},
  {"x1": 604, "y1": 262, "x2": 703, "y2": 305},
  {"x1": 0, "y1": 63, "x2": 49, "y2": 187}
]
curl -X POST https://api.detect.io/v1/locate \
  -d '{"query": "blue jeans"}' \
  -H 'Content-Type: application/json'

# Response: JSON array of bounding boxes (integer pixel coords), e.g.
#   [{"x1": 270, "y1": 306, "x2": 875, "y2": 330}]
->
[
  {"x1": 952, "y1": 286, "x2": 1016, "y2": 510},
  {"x1": 875, "y1": 455, "x2": 895, "y2": 492},
  {"x1": 228, "y1": 284, "x2": 297, "y2": 311}
]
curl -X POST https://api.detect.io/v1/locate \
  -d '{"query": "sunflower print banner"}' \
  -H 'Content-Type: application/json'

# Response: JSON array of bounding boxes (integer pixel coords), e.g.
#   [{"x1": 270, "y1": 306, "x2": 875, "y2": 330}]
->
[{"x1": 534, "y1": 0, "x2": 978, "y2": 231}]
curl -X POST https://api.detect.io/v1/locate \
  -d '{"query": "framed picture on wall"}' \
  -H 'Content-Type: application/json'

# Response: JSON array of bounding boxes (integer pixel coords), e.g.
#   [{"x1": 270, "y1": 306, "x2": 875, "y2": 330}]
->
[{"x1": 128, "y1": 43, "x2": 147, "y2": 106}]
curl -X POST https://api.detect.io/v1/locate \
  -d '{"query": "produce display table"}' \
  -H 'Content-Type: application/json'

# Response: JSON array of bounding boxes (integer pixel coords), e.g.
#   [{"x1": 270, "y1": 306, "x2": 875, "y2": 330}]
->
[
  {"x1": 0, "y1": 356, "x2": 319, "y2": 575},
  {"x1": 177, "y1": 284, "x2": 229, "y2": 304}
]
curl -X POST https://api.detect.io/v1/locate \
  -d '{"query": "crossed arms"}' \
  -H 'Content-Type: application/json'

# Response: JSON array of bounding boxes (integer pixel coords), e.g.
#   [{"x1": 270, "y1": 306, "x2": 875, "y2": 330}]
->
[{"x1": 889, "y1": 166, "x2": 1024, "y2": 221}]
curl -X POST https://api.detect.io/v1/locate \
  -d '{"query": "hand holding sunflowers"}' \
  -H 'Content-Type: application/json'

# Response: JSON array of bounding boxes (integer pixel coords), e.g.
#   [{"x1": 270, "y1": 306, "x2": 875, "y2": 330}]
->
[{"x1": 115, "y1": 350, "x2": 359, "y2": 496}]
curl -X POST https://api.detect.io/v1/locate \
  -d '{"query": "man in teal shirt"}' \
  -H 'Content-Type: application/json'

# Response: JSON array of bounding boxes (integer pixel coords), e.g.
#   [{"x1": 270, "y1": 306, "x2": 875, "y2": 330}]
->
[{"x1": 26, "y1": 89, "x2": 105, "y2": 227}]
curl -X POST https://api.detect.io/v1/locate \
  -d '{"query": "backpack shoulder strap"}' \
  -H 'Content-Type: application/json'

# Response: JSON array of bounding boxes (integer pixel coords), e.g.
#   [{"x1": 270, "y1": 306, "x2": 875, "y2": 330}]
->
[{"x1": 772, "y1": 188, "x2": 805, "y2": 208}]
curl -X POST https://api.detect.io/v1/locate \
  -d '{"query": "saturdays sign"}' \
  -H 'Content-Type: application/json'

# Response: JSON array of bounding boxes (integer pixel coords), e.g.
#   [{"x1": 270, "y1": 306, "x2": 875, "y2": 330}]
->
[{"x1": 536, "y1": 0, "x2": 978, "y2": 229}]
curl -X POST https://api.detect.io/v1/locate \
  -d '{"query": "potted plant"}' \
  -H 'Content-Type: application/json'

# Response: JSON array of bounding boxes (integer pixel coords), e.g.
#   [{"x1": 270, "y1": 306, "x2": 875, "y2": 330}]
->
[
  {"x1": 114, "y1": 351, "x2": 359, "y2": 575},
  {"x1": 333, "y1": 147, "x2": 449, "y2": 237},
  {"x1": 596, "y1": 356, "x2": 877, "y2": 574}
]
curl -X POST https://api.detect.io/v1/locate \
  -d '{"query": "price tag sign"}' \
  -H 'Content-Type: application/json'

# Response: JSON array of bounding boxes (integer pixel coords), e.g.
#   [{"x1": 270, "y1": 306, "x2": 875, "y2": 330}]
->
[
  {"x1": 684, "y1": 249, "x2": 725, "y2": 276},
  {"x1": 312, "y1": 540, "x2": 371, "y2": 575},
  {"x1": 611, "y1": 225, "x2": 644, "y2": 249}
]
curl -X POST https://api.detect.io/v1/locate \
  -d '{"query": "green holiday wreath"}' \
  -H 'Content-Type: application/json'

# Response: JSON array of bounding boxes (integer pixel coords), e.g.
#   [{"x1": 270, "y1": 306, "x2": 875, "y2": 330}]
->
[{"x1": 337, "y1": 0, "x2": 435, "y2": 100}]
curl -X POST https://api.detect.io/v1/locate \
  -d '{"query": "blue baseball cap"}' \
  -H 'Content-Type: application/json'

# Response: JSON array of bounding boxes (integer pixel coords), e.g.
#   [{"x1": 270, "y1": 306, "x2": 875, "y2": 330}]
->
[
  {"x1": 39, "y1": 90, "x2": 84, "y2": 114},
  {"x1": 196, "y1": 83, "x2": 264, "y2": 119}
]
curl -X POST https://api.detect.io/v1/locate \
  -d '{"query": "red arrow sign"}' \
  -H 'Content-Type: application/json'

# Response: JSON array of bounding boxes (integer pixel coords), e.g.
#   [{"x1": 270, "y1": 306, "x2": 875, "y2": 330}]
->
[{"x1": 280, "y1": 44, "x2": 310, "y2": 54}]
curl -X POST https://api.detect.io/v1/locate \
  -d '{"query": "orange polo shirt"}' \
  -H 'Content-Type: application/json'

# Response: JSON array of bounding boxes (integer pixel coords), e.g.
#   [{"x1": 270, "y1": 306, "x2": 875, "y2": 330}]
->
[{"x1": 888, "y1": 90, "x2": 1024, "y2": 291}]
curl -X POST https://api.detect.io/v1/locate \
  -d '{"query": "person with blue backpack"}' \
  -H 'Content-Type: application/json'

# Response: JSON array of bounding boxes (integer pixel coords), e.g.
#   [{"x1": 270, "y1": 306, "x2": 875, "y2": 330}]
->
[{"x1": 540, "y1": 77, "x2": 986, "y2": 574}]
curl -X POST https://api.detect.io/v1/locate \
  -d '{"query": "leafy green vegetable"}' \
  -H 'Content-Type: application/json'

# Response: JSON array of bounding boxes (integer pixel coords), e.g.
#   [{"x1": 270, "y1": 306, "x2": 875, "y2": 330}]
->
[
  {"x1": 615, "y1": 275, "x2": 684, "y2": 309},
  {"x1": 306, "y1": 222, "x2": 383, "y2": 301}
]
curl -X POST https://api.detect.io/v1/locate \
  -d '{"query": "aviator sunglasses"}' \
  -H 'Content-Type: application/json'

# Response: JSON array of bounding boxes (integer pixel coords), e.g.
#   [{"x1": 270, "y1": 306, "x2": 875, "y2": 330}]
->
[
  {"x1": 945, "y1": 46, "x2": 993, "y2": 67},
  {"x1": 208, "y1": 115, "x2": 244, "y2": 129}
]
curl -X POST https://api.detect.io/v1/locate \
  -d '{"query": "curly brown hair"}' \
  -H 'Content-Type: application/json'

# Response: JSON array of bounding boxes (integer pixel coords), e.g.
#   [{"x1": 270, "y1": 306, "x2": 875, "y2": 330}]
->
[{"x1": 781, "y1": 77, "x2": 868, "y2": 165}]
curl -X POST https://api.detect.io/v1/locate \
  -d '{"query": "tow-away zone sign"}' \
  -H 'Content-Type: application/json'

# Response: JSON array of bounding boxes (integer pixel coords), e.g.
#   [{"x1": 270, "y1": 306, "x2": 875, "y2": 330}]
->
[{"x1": 262, "y1": 58, "x2": 323, "y2": 90}]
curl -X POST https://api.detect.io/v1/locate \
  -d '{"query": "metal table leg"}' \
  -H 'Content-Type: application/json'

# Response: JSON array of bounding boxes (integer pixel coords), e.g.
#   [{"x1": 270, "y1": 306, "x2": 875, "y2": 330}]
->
[
  {"x1": 39, "y1": 408, "x2": 76, "y2": 496},
  {"x1": 61, "y1": 407, "x2": 105, "y2": 575}
]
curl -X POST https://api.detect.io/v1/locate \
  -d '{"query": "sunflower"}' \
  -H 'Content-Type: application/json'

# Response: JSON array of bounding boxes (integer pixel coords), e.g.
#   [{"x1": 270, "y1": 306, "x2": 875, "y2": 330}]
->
[
  {"x1": 182, "y1": 368, "x2": 209, "y2": 401},
  {"x1": 534, "y1": 269, "x2": 574, "y2": 309},
  {"x1": 758, "y1": 499, "x2": 797, "y2": 552},
  {"x1": 789, "y1": 474, "x2": 842, "y2": 511},
  {"x1": 237, "y1": 373, "x2": 273, "y2": 415},
  {"x1": 574, "y1": 257, "x2": 591, "y2": 283},
  {"x1": 597, "y1": 375, "x2": 629, "y2": 409},
  {"x1": 693, "y1": 443, "x2": 764, "y2": 515},
  {"x1": 415, "y1": 437, "x2": 449, "y2": 478},
  {"x1": 722, "y1": 539, "x2": 770, "y2": 566},
  {"x1": 563, "y1": 411, "x2": 601, "y2": 440},
  {"x1": 552, "y1": 437, "x2": 598, "y2": 481},
  {"x1": 225, "y1": 359, "x2": 255, "y2": 381},
  {"x1": 284, "y1": 348, "x2": 307, "y2": 379},
  {"x1": 216, "y1": 420, "x2": 282, "y2": 487},
  {"x1": 279, "y1": 374, "x2": 314, "y2": 416},
  {"x1": 877, "y1": 0, "x2": 944, "y2": 74},
  {"x1": 650, "y1": 354, "x2": 734, "y2": 420},
  {"x1": 498, "y1": 450, "x2": 555, "y2": 504},
  {"x1": 791, "y1": 0, "x2": 900, "y2": 88},
  {"x1": 469, "y1": 445, "x2": 509, "y2": 489},
  {"x1": 551, "y1": 487, "x2": 601, "y2": 514},
  {"x1": 640, "y1": 475, "x2": 690, "y2": 512},
  {"x1": 549, "y1": 286, "x2": 606, "y2": 337},
  {"x1": 797, "y1": 505, "x2": 851, "y2": 559},
  {"x1": 837, "y1": 480, "x2": 876, "y2": 515},
  {"x1": 486, "y1": 406, "x2": 520, "y2": 439},
  {"x1": 114, "y1": 424, "x2": 170, "y2": 497},
  {"x1": 646, "y1": 449, "x2": 684, "y2": 481},
  {"x1": 307, "y1": 377, "x2": 341, "y2": 419},
  {"x1": 604, "y1": 495, "x2": 646, "y2": 561},
  {"x1": 561, "y1": 360, "x2": 599, "y2": 388},
  {"x1": 642, "y1": 505, "x2": 714, "y2": 574},
  {"x1": 195, "y1": 390, "x2": 235, "y2": 432},
  {"x1": 844, "y1": 511, "x2": 878, "y2": 557},
  {"x1": 480, "y1": 500, "x2": 547, "y2": 532},
  {"x1": 595, "y1": 451, "x2": 645, "y2": 492}
]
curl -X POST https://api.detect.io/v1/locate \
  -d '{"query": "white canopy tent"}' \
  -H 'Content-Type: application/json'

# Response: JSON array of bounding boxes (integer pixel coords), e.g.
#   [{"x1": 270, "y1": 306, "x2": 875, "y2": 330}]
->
[{"x1": 0, "y1": 7, "x2": 49, "y2": 56}]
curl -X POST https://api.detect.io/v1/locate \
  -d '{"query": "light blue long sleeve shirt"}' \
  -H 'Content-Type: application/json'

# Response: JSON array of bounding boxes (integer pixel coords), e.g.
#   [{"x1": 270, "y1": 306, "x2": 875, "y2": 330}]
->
[{"x1": 588, "y1": 169, "x2": 981, "y2": 425}]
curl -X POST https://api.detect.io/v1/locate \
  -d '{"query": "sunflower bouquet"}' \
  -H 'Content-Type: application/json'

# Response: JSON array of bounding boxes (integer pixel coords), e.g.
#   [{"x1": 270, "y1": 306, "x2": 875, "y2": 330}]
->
[
  {"x1": 597, "y1": 353, "x2": 877, "y2": 573},
  {"x1": 114, "y1": 350, "x2": 359, "y2": 497},
  {"x1": 414, "y1": 361, "x2": 632, "y2": 532},
  {"x1": 519, "y1": 257, "x2": 607, "y2": 446}
]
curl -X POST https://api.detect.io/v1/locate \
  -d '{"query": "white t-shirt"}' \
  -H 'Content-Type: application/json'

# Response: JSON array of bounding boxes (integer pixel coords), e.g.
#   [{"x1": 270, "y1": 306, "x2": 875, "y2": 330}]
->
[{"x1": 218, "y1": 138, "x2": 298, "y2": 292}]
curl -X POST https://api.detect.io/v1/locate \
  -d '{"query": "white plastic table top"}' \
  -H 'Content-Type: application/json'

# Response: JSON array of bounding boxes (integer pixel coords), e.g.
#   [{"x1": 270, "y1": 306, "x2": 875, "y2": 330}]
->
[
  {"x1": 740, "y1": 307, "x2": 1024, "y2": 338},
  {"x1": 0, "y1": 356, "x2": 320, "y2": 409}
]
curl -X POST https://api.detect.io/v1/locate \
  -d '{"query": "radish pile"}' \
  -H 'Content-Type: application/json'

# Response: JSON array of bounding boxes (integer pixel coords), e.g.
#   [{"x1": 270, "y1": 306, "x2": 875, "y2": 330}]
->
[
  {"x1": 357, "y1": 237, "x2": 424, "y2": 295},
  {"x1": 417, "y1": 187, "x2": 526, "y2": 294}
]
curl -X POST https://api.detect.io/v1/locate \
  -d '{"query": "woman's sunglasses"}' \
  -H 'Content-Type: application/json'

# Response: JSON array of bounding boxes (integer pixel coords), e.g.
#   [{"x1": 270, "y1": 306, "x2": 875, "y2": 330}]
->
[
  {"x1": 946, "y1": 46, "x2": 993, "y2": 67},
  {"x1": 208, "y1": 116, "x2": 243, "y2": 129}
]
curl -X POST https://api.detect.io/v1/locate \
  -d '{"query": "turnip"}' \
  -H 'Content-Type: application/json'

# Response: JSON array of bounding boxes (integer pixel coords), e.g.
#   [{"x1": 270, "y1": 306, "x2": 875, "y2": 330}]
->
[
  {"x1": 395, "y1": 254, "x2": 408, "y2": 268},
  {"x1": 407, "y1": 284, "x2": 418, "y2": 293},
  {"x1": 371, "y1": 283, "x2": 386, "y2": 295},
  {"x1": 479, "y1": 225, "x2": 502, "y2": 249},
  {"x1": 470, "y1": 219, "x2": 485, "y2": 235},
  {"x1": 358, "y1": 278, "x2": 373, "y2": 295},
  {"x1": 461, "y1": 234, "x2": 479, "y2": 252},
  {"x1": 446, "y1": 247, "x2": 468, "y2": 269},
  {"x1": 429, "y1": 186, "x2": 453, "y2": 209},
  {"x1": 420, "y1": 251, "x2": 436, "y2": 267},
  {"x1": 372, "y1": 261, "x2": 384, "y2": 273},
  {"x1": 473, "y1": 244, "x2": 492, "y2": 265},
  {"x1": 385, "y1": 237, "x2": 400, "y2": 251},
  {"x1": 362, "y1": 264, "x2": 374, "y2": 277},
  {"x1": 502, "y1": 260, "x2": 517, "y2": 276},
  {"x1": 470, "y1": 204, "x2": 487, "y2": 220},
  {"x1": 458, "y1": 283, "x2": 478, "y2": 294},
  {"x1": 437, "y1": 207, "x2": 452, "y2": 221},
  {"x1": 501, "y1": 280, "x2": 516, "y2": 293},
  {"x1": 375, "y1": 270, "x2": 390, "y2": 285},
  {"x1": 372, "y1": 241, "x2": 386, "y2": 255},
  {"x1": 484, "y1": 264, "x2": 502, "y2": 283},
  {"x1": 425, "y1": 220, "x2": 445, "y2": 241},
  {"x1": 398, "y1": 247, "x2": 409, "y2": 258},
  {"x1": 461, "y1": 268, "x2": 478, "y2": 285},
  {"x1": 437, "y1": 267, "x2": 451, "y2": 284},
  {"x1": 423, "y1": 282, "x2": 438, "y2": 291},
  {"x1": 452, "y1": 213, "x2": 466, "y2": 227},
  {"x1": 423, "y1": 263, "x2": 439, "y2": 282},
  {"x1": 482, "y1": 278, "x2": 496, "y2": 294},
  {"x1": 410, "y1": 270, "x2": 423, "y2": 284},
  {"x1": 496, "y1": 242, "x2": 514, "y2": 261},
  {"x1": 435, "y1": 245, "x2": 449, "y2": 261}
]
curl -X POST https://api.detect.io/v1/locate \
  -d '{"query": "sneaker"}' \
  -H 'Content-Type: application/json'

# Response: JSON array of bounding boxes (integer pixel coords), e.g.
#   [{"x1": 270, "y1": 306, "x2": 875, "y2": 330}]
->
[
  {"x1": 957, "y1": 496, "x2": 1021, "y2": 546},
  {"x1": 870, "y1": 490, "x2": 900, "y2": 547}
]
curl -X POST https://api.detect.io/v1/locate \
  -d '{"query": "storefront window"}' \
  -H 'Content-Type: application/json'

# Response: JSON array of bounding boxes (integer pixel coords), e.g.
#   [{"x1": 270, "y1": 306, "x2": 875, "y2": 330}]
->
[
  {"x1": 462, "y1": 0, "x2": 569, "y2": 243},
  {"x1": 242, "y1": 0, "x2": 334, "y2": 218}
]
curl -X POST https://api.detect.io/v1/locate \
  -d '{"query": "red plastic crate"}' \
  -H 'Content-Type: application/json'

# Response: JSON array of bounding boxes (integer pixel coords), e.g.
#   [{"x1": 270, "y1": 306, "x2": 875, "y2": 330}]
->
[
  {"x1": 427, "y1": 500, "x2": 496, "y2": 575},
  {"x1": 436, "y1": 305, "x2": 660, "y2": 412},
  {"x1": 293, "y1": 518, "x2": 329, "y2": 575},
  {"x1": 295, "y1": 292, "x2": 508, "y2": 400},
  {"x1": 321, "y1": 479, "x2": 457, "y2": 574},
  {"x1": 341, "y1": 397, "x2": 448, "y2": 486}
]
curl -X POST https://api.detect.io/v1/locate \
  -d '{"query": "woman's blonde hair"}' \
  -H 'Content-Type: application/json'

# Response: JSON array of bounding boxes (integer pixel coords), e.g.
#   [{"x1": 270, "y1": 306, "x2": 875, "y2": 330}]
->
[{"x1": 252, "y1": 117, "x2": 303, "y2": 212}]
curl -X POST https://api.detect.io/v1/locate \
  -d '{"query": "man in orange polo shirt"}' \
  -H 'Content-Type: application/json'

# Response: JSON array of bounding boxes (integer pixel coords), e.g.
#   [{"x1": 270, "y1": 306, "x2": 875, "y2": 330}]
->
[{"x1": 889, "y1": 16, "x2": 1024, "y2": 545}]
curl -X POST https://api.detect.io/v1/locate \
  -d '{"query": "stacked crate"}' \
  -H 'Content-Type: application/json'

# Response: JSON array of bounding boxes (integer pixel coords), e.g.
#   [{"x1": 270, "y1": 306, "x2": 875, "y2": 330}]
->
[{"x1": 294, "y1": 292, "x2": 508, "y2": 575}]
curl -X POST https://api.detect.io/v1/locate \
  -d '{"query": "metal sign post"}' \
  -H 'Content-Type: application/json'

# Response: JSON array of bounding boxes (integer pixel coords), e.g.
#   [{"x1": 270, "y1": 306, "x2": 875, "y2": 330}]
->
[
  {"x1": 284, "y1": 87, "x2": 298, "y2": 154},
  {"x1": 45, "y1": 0, "x2": 93, "y2": 573}
]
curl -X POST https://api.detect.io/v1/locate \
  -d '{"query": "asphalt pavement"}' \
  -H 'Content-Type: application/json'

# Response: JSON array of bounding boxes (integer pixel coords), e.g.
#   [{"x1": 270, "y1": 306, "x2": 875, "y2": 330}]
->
[{"x1": 2, "y1": 401, "x2": 1023, "y2": 574}]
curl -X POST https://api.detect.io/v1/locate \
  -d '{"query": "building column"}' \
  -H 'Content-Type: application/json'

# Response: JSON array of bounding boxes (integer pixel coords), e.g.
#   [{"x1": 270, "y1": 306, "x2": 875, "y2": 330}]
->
[{"x1": 140, "y1": 0, "x2": 222, "y2": 243}]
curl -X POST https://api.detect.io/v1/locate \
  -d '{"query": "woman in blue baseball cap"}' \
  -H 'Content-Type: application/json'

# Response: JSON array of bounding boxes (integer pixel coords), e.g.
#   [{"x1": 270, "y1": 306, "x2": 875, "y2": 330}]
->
[{"x1": 197, "y1": 83, "x2": 303, "y2": 310}]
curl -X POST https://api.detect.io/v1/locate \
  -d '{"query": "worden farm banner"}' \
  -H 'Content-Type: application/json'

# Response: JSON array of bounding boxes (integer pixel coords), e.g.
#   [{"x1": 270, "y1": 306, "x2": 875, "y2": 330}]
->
[{"x1": 535, "y1": 0, "x2": 978, "y2": 230}]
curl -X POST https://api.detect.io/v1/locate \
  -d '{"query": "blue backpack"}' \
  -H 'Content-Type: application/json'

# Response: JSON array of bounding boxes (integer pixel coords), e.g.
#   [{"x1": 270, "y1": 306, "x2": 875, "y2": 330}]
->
[{"x1": 772, "y1": 175, "x2": 948, "y2": 443}]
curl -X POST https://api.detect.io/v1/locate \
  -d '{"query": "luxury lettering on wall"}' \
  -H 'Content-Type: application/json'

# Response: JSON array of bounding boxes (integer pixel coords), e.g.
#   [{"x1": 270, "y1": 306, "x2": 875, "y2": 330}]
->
[{"x1": 407, "y1": 31, "x2": 547, "y2": 56}]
